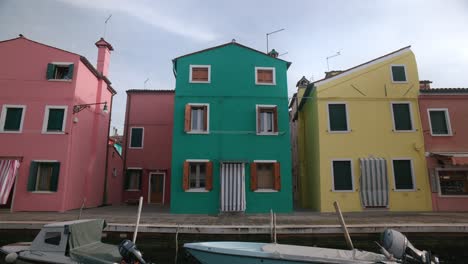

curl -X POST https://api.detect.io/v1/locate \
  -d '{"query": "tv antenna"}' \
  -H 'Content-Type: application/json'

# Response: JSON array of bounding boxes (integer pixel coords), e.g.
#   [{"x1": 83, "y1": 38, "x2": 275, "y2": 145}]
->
[
  {"x1": 103, "y1": 14, "x2": 112, "y2": 38},
  {"x1": 266, "y1": 28, "x2": 285, "y2": 53},
  {"x1": 144, "y1": 78, "x2": 150, "y2": 89},
  {"x1": 326, "y1": 51, "x2": 341, "y2": 71},
  {"x1": 279, "y1": 52, "x2": 288, "y2": 57}
]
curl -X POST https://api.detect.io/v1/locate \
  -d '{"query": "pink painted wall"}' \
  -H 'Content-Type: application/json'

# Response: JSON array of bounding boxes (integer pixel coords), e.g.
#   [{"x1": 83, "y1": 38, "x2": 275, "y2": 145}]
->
[
  {"x1": 123, "y1": 91, "x2": 174, "y2": 205},
  {"x1": 0, "y1": 36, "x2": 114, "y2": 211},
  {"x1": 419, "y1": 92, "x2": 468, "y2": 211},
  {"x1": 107, "y1": 143, "x2": 123, "y2": 205}
]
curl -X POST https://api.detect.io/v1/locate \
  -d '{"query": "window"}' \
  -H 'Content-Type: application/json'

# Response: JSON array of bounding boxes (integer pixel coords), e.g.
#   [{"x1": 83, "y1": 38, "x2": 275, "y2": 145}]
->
[
  {"x1": 255, "y1": 67, "x2": 275, "y2": 85},
  {"x1": 46, "y1": 63, "x2": 74, "y2": 80},
  {"x1": 438, "y1": 170, "x2": 468, "y2": 196},
  {"x1": 250, "y1": 161, "x2": 280, "y2": 191},
  {"x1": 391, "y1": 65, "x2": 407, "y2": 83},
  {"x1": 184, "y1": 104, "x2": 209, "y2": 133},
  {"x1": 0, "y1": 105, "x2": 26, "y2": 133},
  {"x1": 130, "y1": 127, "x2": 144, "y2": 148},
  {"x1": 183, "y1": 160, "x2": 213, "y2": 191},
  {"x1": 125, "y1": 169, "x2": 142, "y2": 190},
  {"x1": 44, "y1": 232, "x2": 62, "y2": 245},
  {"x1": 332, "y1": 160, "x2": 354, "y2": 191},
  {"x1": 42, "y1": 106, "x2": 67, "y2": 133},
  {"x1": 27, "y1": 161, "x2": 60, "y2": 192},
  {"x1": 391, "y1": 103, "x2": 413, "y2": 131},
  {"x1": 392, "y1": 159, "x2": 415, "y2": 190},
  {"x1": 112, "y1": 168, "x2": 117, "y2": 177},
  {"x1": 190, "y1": 65, "x2": 210, "y2": 83},
  {"x1": 327, "y1": 103, "x2": 349, "y2": 132},
  {"x1": 256, "y1": 105, "x2": 278, "y2": 135},
  {"x1": 428, "y1": 109, "x2": 452, "y2": 136}
]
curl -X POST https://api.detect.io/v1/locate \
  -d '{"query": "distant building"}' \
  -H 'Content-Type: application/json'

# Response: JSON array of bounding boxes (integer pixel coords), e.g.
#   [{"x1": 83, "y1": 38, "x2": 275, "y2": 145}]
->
[
  {"x1": 419, "y1": 83, "x2": 468, "y2": 211},
  {"x1": 0, "y1": 35, "x2": 116, "y2": 211},
  {"x1": 292, "y1": 47, "x2": 432, "y2": 212},
  {"x1": 170, "y1": 42, "x2": 293, "y2": 214},
  {"x1": 122, "y1": 90, "x2": 174, "y2": 205}
]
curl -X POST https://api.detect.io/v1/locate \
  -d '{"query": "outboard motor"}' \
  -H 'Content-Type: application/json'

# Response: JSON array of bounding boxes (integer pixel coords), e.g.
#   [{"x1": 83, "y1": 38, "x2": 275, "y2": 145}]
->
[
  {"x1": 119, "y1": 239, "x2": 147, "y2": 264},
  {"x1": 381, "y1": 229, "x2": 439, "y2": 264}
]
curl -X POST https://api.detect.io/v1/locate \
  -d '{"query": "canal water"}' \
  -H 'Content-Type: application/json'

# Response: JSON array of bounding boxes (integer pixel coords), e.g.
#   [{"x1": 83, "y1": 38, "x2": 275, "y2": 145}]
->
[{"x1": 1, "y1": 231, "x2": 467, "y2": 263}]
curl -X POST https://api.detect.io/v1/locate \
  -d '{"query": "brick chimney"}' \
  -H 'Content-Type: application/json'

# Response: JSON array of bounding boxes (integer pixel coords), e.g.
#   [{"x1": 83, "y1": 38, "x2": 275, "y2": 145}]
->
[
  {"x1": 325, "y1": 70, "x2": 343, "y2": 79},
  {"x1": 95, "y1": 38, "x2": 114, "y2": 77},
  {"x1": 268, "y1": 49, "x2": 279, "y2": 58},
  {"x1": 419, "y1": 80, "x2": 432, "y2": 90}
]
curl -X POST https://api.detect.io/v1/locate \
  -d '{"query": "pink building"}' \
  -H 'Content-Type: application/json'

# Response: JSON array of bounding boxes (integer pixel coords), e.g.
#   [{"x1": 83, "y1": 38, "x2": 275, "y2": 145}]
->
[
  {"x1": 122, "y1": 90, "x2": 174, "y2": 205},
  {"x1": 0, "y1": 35, "x2": 116, "y2": 212},
  {"x1": 419, "y1": 81, "x2": 468, "y2": 211}
]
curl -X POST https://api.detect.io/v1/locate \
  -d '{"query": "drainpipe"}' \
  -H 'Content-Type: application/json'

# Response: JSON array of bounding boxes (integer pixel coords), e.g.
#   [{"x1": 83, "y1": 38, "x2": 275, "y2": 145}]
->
[
  {"x1": 102, "y1": 93, "x2": 114, "y2": 206},
  {"x1": 122, "y1": 93, "x2": 132, "y2": 200}
]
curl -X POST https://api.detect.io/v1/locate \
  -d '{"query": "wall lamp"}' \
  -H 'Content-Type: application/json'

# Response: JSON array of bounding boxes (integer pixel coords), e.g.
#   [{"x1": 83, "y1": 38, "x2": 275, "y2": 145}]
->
[{"x1": 73, "y1": 102, "x2": 108, "y2": 114}]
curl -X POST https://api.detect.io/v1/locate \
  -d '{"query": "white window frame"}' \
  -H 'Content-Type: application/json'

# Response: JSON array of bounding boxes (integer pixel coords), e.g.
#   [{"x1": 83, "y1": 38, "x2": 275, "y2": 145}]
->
[
  {"x1": 253, "y1": 160, "x2": 277, "y2": 192},
  {"x1": 148, "y1": 172, "x2": 166, "y2": 204},
  {"x1": 390, "y1": 101, "x2": 415, "y2": 132},
  {"x1": 189, "y1": 65, "x2": 211, "y2": 83},
  {"x1": 330, "y1": 159, "x2": 355, "y2": 192},
  {"x1": 255, "y1": 67, "x2": 276, "y2": 85},
  {"x1": 129, "y1": 127, "x2": 144, "y2": 149},
  {"x1": 48, "y1": 62, "x2": 74, "y2": 82},
  {"x1": 186, "y1": 159, "x2": 209, "y2": 192},
  {"x1": 256, "y1": 104, "x2": 278, "y2": 136},
  {"x1": 326, "y1": 102, "x2": 350, "y2": 133},
  {"x1": 125, "y1": 167, "x2": 142, "y2": 191},
  {"x1": 187, "y1": 103, "x2": 210, "y2": 134},
  {"x1": 427, "y1": 108, "x2": 452, "y2": 136},
  {"x1": 436, "y1": 168, "x2": 468, "y2": 197},
  {"x1": 390, "y1": 64, "x2": 408, "y2": 83},
  {"x1": 31, "y1": 160, "x2": 59, "y2": 194},
  {"x1": 42, "y1": 105, "x2": 67, "y2": 134},
  {"x1": 391, "y1": 158, "x2": 416, "y2": 192},
  {"x1": 0, "y1": 104, "x2": 26, "y2": 133}
]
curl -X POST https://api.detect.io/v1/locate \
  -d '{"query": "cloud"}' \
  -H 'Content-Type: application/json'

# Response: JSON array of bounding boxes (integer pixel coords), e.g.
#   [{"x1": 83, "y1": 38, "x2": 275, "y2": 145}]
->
[{"x1": 54, "y1": 0, "x2": 218, "y2": 42}]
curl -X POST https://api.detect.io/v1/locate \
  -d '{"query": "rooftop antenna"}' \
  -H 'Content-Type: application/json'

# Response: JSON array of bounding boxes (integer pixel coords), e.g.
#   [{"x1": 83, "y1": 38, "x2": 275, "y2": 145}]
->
[
  {"x1": 144, "y1": 78, "x2": 150, "y2": 89},
  {"x1": 266, "y1": 28, "x2": 285, "y2": 53},
  {"x1": 103, "y1": 14, "x2": 112, "y2": 38},
  {"x1": 279, "y1": 52, "x2": 288, "y2": 57},
  {"x1": 326, "y1": 50, "x2": 341, "y2": 71}
]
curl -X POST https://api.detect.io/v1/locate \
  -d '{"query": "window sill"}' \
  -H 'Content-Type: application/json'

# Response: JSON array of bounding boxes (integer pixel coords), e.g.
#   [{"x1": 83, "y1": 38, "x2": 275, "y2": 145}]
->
[
  {"x1": 327, "y1": 130, "x2": 351, "y2": 134},
  {"x1": 254, "y1": 189, "x2": 278, "y2": 193},
  {"x1": 30, "y1": 191, "x2": 56, "y2": 194},
  {"x1": 256, "y1": 132, "x2": 278, "y2": 136},
  {"x1": 42, "y1": 131, "x2": 66, "y2": 135},
  {"x1": 189, "y1": 80, "x2": 210, "y2": 84},
  {"x1": 430, "y1": 134, "x2": 453, "y2": 137},
  {"x1": 393, "y1": 189, "x2": 417, "y2": 192},
  {"x1": 185, "y1": 188, "x2": 209, "y2": 193},
  {"x1": 392, "y1": 130, "x2": 416, "y2": 133},
  {"x1": 129, "y1": 147, "x2": 143, "y2": 149},
  {"x1": 331, "y1": 189, "x2": 355, "y2": 193},
  {"x1": 186, "y1": 131, "x2": 209, "y2": 135},
  {"x1": 255, "y1": 82, "x2": 276, "y2": 86},
  {"x1": 125, "y1": 189, "x2": 141, "y2": 192},
  {"x1": 47, "y1": 79, "x2": 72, "y2": 82},
  {"x1": 391, "y1": 80, "x2": 408, "y2": 84},
  {"x1": 0, "y1": 130, "x2": 22, "y2": 134}
]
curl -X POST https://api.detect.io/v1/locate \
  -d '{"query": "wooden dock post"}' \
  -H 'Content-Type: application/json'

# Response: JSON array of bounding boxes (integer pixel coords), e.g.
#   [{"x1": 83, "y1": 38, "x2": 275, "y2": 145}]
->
[
  {"x1": 333, "y1": 201, "x2": 354, "y2": 250},
  {"x1": 133, "y1": 196, "x2": 143, "y2": 243}
]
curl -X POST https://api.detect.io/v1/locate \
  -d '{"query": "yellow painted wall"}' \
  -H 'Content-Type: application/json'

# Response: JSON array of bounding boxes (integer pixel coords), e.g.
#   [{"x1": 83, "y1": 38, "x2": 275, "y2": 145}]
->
[{"x1": 308, "y1": 49, "x2": 432, "y2": 212}]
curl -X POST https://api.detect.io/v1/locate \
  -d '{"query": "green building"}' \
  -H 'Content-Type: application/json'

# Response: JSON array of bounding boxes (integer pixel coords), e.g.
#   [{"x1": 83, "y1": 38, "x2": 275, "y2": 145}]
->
[{"x1": 170, "y1": 41, "x2": 293, "y2": 214}]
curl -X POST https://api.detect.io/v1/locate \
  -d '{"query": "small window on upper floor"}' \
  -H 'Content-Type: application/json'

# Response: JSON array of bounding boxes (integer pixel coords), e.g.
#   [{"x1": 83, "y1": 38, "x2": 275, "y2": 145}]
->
[
  {"x1": 391, "y1": 65, "x2": 407, "y2": 83},
  {"x1": 190, "y1": 65, "x2": 210, "y2": 83},
  {"x1": 130, "y1": 127, "x2": 144, "y2": 148},
  {"x1": 0, "y1": 105, "x2": 26, "y2": 133},
  {"x1": 256, "y1": 105, "x2": 278, "y2": 135},
  {"x1": 184, "y1": 104, "x2": 209, "y2": 133},
  {"x1": 255, "y1": 67, "x2": 275, "y2": 85},
  {"x1": 46, "y1": 63, "x2": 74, "y2": 80},
  {"x1": 42, "y1": 106, "x2": 67, "y2": 134}
]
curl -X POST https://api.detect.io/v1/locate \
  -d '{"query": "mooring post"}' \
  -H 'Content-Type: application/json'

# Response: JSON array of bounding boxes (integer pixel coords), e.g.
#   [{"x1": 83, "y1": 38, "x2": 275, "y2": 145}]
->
[
  {"x1": 133, "y1": 196, "x2": 143, "y2": 243},
  {"x1": 175, "y1": 225, "x2": 180, "y2": 264},
  {"x1": 270, "y1": 209, "x2": 274, "y2": 242},
  {"x1": 333, "y1": 201, "x2": 354, "y2": 250},
  {"x1": 78, "y1": 198, "x2": 86, "y2": 220},
  {"x1": 273, "y1": 212, "x2": 277, "y2": 244}
]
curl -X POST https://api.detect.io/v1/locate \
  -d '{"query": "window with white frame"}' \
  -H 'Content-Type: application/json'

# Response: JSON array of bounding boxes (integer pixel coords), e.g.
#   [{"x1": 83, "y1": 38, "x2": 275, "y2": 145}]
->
[
  {"x1": 392, "y1": 159, "x2": 415, "y2": 190},
  {"x1": 391, "y1": 65, "x2": 407, "y2": 83},
  {"x1": 42, "y1": 106, "x2": 67, "y2": 133},
  {"x1": 125, "y1": 169, "x2": 142, "y2": 190},
  {"x1": 0, "y1": 105, "x2": 26, "y2": 132},
  {"x1": 184, "y1": 104, "x2": 209, "y2": 133},
  {"x1": 46, "y1": 63, "x2": 74, "y2": 80},
  {"x1": 130, "y1": 127, "x2": 144, "y2": 148},
  {"x1": 332, "y1": 160, "x2": 354, "y2": 191},
  {"x1": 428, "y1": 109, "x2": 451, "y2": 136},
  {"x1": 255, "y1": 67, "x2": 275, "y2": 85},
  {"x1": 190, "y1": 65, "x2": 210, "y2": 83},
  {"x1": 189, "y1": 162, "x2": 206, "y2": 189},
  {"x1": 327, "y1": 103, "x2": 349, "y2": 132},
  {"x1": 391, "y1": 102, "x2": 413, "y2": 131},
  {"x1": 256, "y1": 105, "x2": 278, "y2": 134}
]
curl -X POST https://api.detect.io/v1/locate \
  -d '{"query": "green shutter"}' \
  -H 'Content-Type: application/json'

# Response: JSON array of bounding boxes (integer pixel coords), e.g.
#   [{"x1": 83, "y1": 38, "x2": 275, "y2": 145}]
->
[
  {"x1": 393, "y1": 160, "x2": 414, "y2": 190},
  {"x1": 4, "y1": 107, "x2": 23, "y2": 131},
  {"x1": 392, "y1": 103, "x2": 412, "y2": 131},
  {"x1": 65, "y1": 64, "x2": 74, "y2": 80},
  {"x1": 50, "y1": 162, "x2": 60, "y2": 192},
  {"x1": 124, "y1": 170, "x2": 131, "y2": 189},
  {"x1": 137, "y1": 171, "x2": 142, "y2": 190},
  {"x1": 47, "y1": 109, "x2": 65, "y2": 131},
  {"x1": 391, "y1": 66, "x2": 407, "y2": 82},
  {"x1": 333, "y1": 161, "x2": 353, "y2": 191},
  {"x1": 27, "y1": 162, "x2": 39, "y2": 191},
  {"x1": 46, "y1": 63, "x2": 56, "y2": 79},
  {"x1": 328, "y1": 104, "x2": 348, "y2": 131},
  {"x1": 130, "y1": 128, "x2": 143, "y2": 148},
  {"x1": 429, "y1": 111, "x2": 448, "y2": 134}
]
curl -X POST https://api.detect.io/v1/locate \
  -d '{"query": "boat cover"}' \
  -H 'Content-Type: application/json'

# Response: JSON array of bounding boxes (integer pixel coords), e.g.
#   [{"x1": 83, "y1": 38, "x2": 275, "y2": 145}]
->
[
  {"x1": 262, "y1": 243, "x2": 392, "y2": 264},
  {"x1": 68, "y1": 219, "x2": 122, "y2": 264}
]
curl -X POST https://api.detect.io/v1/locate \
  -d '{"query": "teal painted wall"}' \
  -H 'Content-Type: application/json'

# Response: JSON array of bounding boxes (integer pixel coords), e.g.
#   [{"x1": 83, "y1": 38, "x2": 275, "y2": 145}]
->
[{"x1": 170, "y1": 44, "x2": 293, "y2": 214}]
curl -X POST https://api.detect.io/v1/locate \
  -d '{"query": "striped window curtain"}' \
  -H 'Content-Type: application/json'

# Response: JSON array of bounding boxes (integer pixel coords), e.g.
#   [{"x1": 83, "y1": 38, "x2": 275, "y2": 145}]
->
[
  {"x1": 360, "y1": 158, "x2": 389, "y2": 208},
  {"x1": 220, "y1": 163, "x2": 246, "y2": 212},
  {"x1": 0, "y1": 160, "x2": 20, "y2": 204}
]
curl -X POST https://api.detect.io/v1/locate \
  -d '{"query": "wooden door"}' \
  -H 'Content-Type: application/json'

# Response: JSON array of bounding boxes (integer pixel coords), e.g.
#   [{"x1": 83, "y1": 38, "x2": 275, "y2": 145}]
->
[{"x1": 149, "y1": 173, "x2": 165, "y2": 204}]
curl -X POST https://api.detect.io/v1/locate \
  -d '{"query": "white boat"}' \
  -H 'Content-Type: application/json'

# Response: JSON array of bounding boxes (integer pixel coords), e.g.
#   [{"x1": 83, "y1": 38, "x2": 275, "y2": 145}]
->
[{"x1": 185, "y1": 229, "x2": 440, "y2": 264}]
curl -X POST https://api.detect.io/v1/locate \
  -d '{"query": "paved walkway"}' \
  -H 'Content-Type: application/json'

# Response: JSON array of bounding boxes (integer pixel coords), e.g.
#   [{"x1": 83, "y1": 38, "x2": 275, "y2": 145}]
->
[{"x1": 1, "y1": 205, "x2": 468, "y2": 234}]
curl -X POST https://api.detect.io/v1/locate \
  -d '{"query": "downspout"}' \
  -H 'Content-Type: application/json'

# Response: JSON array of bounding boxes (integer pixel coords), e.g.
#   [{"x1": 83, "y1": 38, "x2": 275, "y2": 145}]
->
[
  {"x1": 102, "y1": 92, "x2": 114, "y2": 205},
  {"x1": 122, "y1": 93, "x2": 132, "y2": 198}
]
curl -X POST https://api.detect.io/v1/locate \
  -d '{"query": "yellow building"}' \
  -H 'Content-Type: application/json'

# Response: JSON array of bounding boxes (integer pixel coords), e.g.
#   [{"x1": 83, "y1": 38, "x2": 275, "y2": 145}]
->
[{"x1": 293, "y1": 47, "x2": 432, "y2": 212}]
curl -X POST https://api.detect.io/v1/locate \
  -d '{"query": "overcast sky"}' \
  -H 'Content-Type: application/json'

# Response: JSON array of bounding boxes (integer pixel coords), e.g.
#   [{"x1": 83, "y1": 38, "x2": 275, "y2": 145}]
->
[{"x1": 1, "y1": 0, "x2": 467, "y2": 133}]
